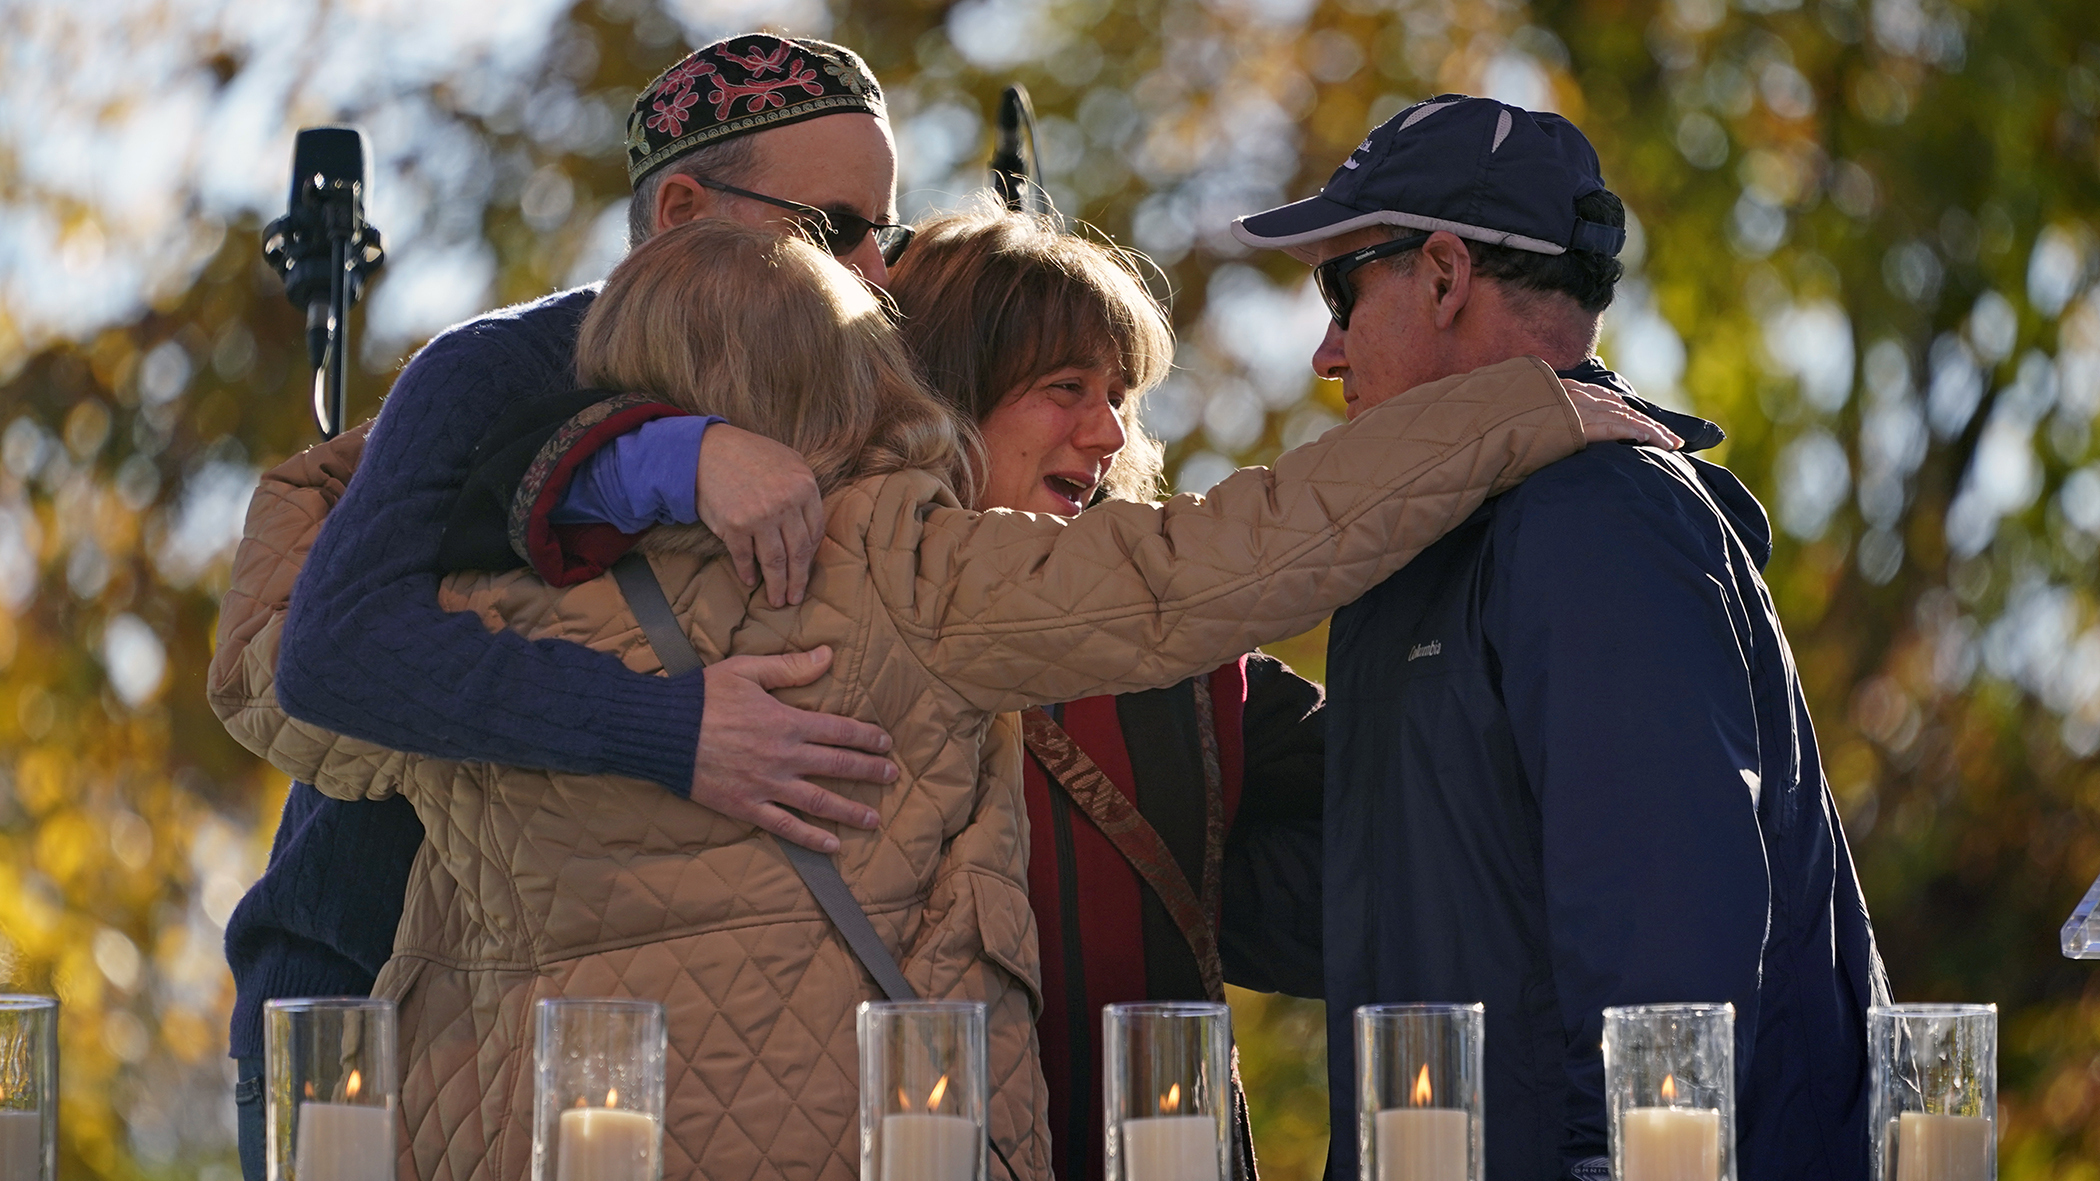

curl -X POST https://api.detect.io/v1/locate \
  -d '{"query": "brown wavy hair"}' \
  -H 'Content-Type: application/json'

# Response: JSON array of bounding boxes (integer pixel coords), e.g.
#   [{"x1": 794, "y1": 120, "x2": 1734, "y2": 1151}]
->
[
  {"x1": 887, "y1": 203, "x2": 1172, "y2": 503},
  {"x1": 574, "y1": 219, "x2": 977, "y2": 554}
]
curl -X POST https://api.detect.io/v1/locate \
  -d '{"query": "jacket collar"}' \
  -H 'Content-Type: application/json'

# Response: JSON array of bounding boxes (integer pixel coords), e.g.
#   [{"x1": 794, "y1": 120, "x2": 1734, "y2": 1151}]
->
[
  {"x1": 1553, "y1": 357, "x2": 1726, "y2": 453},
  {"x1": 1554, "y1": 356, "x2": 1773, "y2": 567}
]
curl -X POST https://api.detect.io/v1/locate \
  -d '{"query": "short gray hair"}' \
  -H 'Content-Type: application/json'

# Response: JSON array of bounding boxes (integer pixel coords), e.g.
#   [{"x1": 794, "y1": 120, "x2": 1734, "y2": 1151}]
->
[{"x1": 626, "y1": 135, "x2": 760, "y2": 249}]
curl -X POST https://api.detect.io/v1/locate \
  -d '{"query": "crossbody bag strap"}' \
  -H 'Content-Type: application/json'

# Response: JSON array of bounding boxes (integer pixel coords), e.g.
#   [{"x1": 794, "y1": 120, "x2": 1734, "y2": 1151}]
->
[
  {"x1": 1021, "y1": 703, "x2": 1225, "y2": 1002},
  {"x1": 614, "y1": 554, "x2": 1032, "y2": 1181},
  {"x1": 610, "y1": 553, "x2": 918, "y2": 1002},
  {"x1": 611, "y1": 553, "x2": 704, "y2": 675}
]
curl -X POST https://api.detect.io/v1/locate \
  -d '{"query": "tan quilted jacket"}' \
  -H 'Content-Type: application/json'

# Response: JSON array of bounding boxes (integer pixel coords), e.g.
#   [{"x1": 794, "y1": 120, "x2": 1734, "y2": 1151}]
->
[{"x1": 210, "y1": 355, "x2": 1583, "y2": 1181}]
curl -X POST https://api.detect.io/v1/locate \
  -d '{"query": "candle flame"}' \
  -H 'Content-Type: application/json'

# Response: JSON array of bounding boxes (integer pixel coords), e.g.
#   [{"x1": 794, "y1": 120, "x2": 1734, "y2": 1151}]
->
[
  {"x1": 346, "y1": 1070, "x2": 362, "y2": 1100},
  {"x1": 898, "y1": 1087, "x2": 911, "y2": 1112},
  {"x1": 574, "y1": 1097, "x2": 587, "y2": 1109},
  {"x1": 1412, "y1": 1064, "x2": 1433, "y2": 1107},
  {"x1": 304, "y1": 1082, "x2": 315, "y2": 1100},
  {"x1": 605, "y1": 1088, "x2": 619, "y2": 1108},
  {"x1": 1160, "y1": 1084, "x2": 1181, "y2": 1115},
  {"x1": 926, "y1": 1075, "x2": 949, "y2": 1112},
  {"x1": 1660, "y1": 1074, "x2": 1677, "y2": 1104}
]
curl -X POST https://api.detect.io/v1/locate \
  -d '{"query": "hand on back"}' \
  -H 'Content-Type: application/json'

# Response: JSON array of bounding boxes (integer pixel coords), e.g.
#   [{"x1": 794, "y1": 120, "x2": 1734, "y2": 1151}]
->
[
  {"x1": 691, "y1": 429, "x2": 892, "y2": 850},
  {"x1": 694, "y1": 645, "x2": 895, "y2": 852}
]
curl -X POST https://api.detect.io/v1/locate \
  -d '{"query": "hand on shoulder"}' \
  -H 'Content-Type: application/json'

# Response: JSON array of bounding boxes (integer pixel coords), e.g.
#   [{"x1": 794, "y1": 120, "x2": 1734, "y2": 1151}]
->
[
  {"x1": 1561, "y1": 378, "x2": 1682, "y2": 450},
  {"x1": 696, "y1": 425, "x2": 825, "y2": 608}
]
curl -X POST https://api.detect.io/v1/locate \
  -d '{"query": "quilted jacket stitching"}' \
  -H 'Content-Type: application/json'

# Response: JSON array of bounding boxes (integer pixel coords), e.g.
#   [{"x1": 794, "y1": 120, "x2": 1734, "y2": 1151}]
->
[{"x1": 478, "y1": 764, "x2": 536, "y2": 968}]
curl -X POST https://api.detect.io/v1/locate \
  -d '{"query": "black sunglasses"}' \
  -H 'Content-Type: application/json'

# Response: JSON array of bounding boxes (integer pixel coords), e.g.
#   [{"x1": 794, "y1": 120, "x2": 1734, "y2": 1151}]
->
[
  {"x1": 1313, "y1": 232, "x2": 1431, "y2": 330},
  {"x1": 695, "y1": 177, "x2": 915, "y2": 267}
]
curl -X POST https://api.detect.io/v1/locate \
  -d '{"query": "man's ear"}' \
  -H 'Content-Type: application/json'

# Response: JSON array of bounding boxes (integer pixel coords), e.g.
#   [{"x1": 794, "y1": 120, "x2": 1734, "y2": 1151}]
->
[
  {"x1": 654, "y1": 174, "x2": 717, "y2": 234},
  {"x1": 1420, "y1": 231, "x2": 1474, "y2": 331}
]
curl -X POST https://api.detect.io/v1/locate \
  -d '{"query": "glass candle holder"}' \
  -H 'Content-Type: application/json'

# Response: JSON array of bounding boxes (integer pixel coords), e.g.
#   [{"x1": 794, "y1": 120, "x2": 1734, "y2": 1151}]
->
[
  {"x1": 1103, "y1": 1002, "x2": 1230, "y2": 1181},
  {"x1": 1601, "y1": 1003, "x2": 1736, "y2": 1181},
  {"x1": 264, "y1": 997, "x2": 398, "y2": 1181},
  {"x1": 1869, "y1": 1004, "x2": 1996, "y2": 1181},
  {"x1": 532, "y1": 998, "x2": 666, "y2": 1181},
  {"x1": 1356, "y1": 1003, "x2": 1483, "y2": 1181},
  {"x1": 0, "y1": 996, "x2": 57, "y2": 1181},
  {"x1": 2061, "y1": 871, "x2": 2100, "y2": 958},
  {"x1": 857, "y1": 1001, "x2": 988, "y2": 1181}
]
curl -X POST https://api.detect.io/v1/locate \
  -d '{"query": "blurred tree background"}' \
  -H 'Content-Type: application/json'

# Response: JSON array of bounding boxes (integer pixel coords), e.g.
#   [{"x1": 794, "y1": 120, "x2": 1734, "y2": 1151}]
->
[{"x1": 2, "y1": 0, "x2": 2098, "y2": 1174}]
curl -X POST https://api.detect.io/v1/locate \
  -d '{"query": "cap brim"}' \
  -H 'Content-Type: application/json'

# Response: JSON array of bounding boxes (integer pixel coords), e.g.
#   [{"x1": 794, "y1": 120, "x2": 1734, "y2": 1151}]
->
[
  {"x1": 1232, "y1": 196, "x2": 1422, "y2": 262},
  {"x1": 1236, "y1": 197, "x2": 1574, "y2": 262}
]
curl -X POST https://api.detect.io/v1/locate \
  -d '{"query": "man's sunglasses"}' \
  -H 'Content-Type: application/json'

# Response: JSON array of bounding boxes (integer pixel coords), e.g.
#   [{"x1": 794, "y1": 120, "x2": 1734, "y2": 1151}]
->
[
  {"x1": 1313, "y1": 232, "x2": 1430, "y2": 330},
  {"x1": 695, "y1": 177, "x2": 915, "y2": 267}
]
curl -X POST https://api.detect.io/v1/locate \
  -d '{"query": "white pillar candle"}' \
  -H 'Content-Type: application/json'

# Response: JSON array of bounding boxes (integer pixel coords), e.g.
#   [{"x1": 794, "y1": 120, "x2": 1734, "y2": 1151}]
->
[
  {"x1": 0, "y1": 1110, "x2": 41, "y2": 1181},
  {"x1": 1894, "y1": 1113, "x2": 1992, "y2": 1181},
  {"x1": 1374, "y1": 1107, "x2": 1468, "y2": 1181},
  {"x1": 1620, "y1": 1107, "x2": 1721, "y2": 1181},
  {"x1": 1121, "y1": 1114, "x2": 1221, "y2": 1181},
  {"x1": 878, "y1": 1113, "x2": 978, "y2": 1181},
  {"x1": 556, "y1": 1107, "x2": 660, "y2": 1181},
  {"x1": 293, "y1": 1102, "x2": 393, "y2": 1181}
]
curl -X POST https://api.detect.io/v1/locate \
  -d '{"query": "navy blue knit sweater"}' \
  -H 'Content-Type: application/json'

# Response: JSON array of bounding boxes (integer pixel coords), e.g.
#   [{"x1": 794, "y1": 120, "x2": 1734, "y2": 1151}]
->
[
  {"x1": 223, "y1": 784, "x2": 422, "y2": 1057},
  {"x1": 225, "y1": 287, "x2": 709, "y2": 1058}
]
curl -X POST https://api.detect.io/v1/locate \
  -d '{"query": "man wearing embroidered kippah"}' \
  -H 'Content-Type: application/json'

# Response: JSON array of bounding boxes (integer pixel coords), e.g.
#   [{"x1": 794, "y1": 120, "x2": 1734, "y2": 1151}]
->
[
  {"x1": 1231, "y1": 96, "x2": 1888, "y2": 1181},
  {"x1": 218, "y1": 35, "x2": 922, "y2": 1180}
]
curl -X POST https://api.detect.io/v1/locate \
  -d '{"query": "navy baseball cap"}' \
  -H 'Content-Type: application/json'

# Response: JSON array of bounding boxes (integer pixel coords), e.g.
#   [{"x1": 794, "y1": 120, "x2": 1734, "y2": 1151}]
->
[{"x1": 1233, "y1": 94, "x2": 1626, "y2": 261}]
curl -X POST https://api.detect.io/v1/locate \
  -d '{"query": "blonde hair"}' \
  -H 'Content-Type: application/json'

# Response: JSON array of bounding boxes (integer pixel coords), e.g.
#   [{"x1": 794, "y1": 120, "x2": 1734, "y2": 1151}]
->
[
  {"x1": 575, "y1": 219, "x2": 977, "y2": 555},
  {"x1": 888, "y1": 202, "x2": 1172, "y2": 503}
]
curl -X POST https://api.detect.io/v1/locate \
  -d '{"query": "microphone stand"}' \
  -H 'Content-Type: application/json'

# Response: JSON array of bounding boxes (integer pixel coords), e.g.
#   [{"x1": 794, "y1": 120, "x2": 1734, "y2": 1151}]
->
[{"x1": 322, "y1": 223, "x2": 351, "y2": 440}]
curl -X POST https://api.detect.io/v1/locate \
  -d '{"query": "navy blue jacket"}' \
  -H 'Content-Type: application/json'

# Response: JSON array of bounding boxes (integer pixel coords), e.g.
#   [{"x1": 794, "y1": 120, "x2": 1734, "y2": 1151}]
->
[{"x1": 1321, "y1": 368, "x2": 1888, "y2": 1181}]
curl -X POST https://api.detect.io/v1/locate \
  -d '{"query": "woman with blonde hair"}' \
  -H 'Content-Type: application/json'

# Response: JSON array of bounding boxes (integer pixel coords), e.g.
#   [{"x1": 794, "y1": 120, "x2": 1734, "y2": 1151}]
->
[
  {"x1": 515, "y1": 208, "x2": 1330, "y2": 1178},
  {"x1": 214, "y1": 216, "x2": 1652, "y2": 1181}
]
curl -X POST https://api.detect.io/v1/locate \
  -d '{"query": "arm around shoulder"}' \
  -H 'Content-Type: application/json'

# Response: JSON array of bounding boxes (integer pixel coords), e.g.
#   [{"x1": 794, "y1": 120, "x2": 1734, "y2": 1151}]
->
[
  {"x1": 271, "y1": 303, "x2": 707, "y2": 793},
  {"x1": 880, "y1": 355, "x2": 1584, "y2": 712},
  {"x1": 216, "y1": 611, "x2": 416, "y2": 802}
]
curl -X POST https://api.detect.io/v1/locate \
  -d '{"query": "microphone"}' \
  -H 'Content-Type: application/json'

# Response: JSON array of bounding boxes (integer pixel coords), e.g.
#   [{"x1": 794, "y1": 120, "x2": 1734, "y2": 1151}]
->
[
  {"x1": 262, "y1": 126, "x2": 384, "y2": 438},
  {"x1": 989, "y1": 86, "x2": 1036, "y2": 213},
  {"x1": 289, "y1": 129, "x2": 364, "y2": 372}
]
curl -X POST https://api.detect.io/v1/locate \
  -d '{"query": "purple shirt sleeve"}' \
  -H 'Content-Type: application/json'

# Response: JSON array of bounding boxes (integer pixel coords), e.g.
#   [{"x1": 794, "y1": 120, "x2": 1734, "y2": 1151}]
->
[{"x1": 551, "y1": 415, "x2": 721, "y2": 530}]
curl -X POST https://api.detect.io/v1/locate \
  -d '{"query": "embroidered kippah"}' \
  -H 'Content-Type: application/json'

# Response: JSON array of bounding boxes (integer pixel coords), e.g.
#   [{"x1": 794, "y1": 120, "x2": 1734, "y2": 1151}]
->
[{"x1": 625, "y1": 34, "x2": 885, "y2": 188}]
